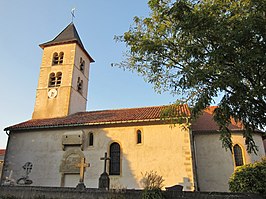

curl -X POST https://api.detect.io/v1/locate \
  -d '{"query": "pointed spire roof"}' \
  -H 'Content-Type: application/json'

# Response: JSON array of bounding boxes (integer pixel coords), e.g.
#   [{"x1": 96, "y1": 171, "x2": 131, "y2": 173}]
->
[{"x1": 39, "y1": 23, "x2": 94, "y2": 62}]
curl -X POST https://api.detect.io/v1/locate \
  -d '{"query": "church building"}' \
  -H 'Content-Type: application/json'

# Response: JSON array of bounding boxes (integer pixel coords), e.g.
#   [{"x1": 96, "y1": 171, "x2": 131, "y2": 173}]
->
[{"x1": 1, "y1": 23, "x2": 265, "y2": 192}]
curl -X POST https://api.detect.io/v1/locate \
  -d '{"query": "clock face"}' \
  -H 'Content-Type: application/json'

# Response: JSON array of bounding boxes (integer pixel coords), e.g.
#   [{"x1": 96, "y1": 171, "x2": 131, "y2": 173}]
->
[{"x1": 48, "y1": 89, "x2": 58, "y2": 98}]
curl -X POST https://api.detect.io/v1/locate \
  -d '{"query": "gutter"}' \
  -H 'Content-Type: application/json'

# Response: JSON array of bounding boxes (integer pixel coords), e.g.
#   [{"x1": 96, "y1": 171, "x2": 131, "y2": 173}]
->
[{"x1": 190, "y1": 130, "x2": 199, "y2": 191}]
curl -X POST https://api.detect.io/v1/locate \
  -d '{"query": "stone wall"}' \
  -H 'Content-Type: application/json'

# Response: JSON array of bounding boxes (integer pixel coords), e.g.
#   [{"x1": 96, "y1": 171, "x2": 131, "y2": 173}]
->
[{"x1": 0, "y1": 186, "x2": 264, "y2": 199}]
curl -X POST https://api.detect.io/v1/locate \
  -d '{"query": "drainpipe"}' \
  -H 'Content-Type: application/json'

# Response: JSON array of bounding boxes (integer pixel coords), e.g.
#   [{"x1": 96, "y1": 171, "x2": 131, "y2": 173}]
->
[{"x1": 190, "y1": 130, "x2": 199, "y2": 191}]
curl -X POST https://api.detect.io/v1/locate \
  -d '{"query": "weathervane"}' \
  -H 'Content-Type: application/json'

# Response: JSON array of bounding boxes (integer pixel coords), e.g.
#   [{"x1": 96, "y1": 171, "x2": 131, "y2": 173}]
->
[{"x1": 71, "y1": 8, "x2": 75, "y2": 23}]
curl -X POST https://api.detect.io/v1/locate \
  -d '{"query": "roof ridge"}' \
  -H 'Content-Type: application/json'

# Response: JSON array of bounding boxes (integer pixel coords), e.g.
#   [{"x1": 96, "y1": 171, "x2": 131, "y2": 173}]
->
[{"x1": 79, "y1": 104, "x2": 181, "y2": 113}]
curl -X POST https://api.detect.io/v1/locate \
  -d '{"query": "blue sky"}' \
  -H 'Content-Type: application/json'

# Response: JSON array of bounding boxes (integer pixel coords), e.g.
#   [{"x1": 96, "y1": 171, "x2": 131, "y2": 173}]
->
[{"x1": 0, "y1": 1, "x2": 181, "y2": 148}]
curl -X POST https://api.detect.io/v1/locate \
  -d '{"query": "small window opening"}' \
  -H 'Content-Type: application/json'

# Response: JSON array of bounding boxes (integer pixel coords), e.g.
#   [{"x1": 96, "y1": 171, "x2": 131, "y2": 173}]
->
[
  {"x1": 233, "y1": 144, "x2": 244, "y2": 167},
  {"x1": 137, "y1": 130, "x2": 142, "y2": 144},
  {"x1": 89, "y1": 132, "x2": 94, "y2": 146}
]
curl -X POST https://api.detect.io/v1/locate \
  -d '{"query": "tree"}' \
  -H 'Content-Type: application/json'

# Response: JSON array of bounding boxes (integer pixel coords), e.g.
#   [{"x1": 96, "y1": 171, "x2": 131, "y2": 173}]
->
[
  {"x1": 229, "y1": 158, "x2": 266, "y2": 194},
  {"x1": 115, "y1": 0, "x2": 266, "y2": 153}
]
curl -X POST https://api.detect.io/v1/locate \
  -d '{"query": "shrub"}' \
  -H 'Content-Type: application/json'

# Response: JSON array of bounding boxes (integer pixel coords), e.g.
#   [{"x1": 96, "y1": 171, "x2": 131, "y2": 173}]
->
[
  {"x1": 140, "y1": 171, "x2": 165, "y2": 199},
  {"x1": 229, "y1": 158, "x2": 266, "y2": 194}
]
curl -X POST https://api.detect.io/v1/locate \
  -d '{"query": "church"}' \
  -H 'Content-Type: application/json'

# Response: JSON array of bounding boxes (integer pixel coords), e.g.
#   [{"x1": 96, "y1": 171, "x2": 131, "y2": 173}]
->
[{"x1": 1, "y1": 23, "x2": 265, "y2": 192}]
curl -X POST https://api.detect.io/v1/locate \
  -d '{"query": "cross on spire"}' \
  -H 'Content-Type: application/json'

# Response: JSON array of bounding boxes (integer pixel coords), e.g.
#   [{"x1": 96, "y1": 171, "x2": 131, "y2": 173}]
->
[{"x1": 71, "y1": 8, "x2": 75, "y2": 23}]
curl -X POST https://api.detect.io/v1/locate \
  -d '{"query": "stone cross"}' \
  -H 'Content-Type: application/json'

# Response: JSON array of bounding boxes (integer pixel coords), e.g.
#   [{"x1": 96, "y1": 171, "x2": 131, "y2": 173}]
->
[
  {"x1": 100, "y1": 152, "x2": 110, "y2": 173},
  {"x1": 99, "y1": 152, "x2": 111, "y2": 190},
  {"x1": 76, "y1": 157, "x2": 90, "y2": 183}
]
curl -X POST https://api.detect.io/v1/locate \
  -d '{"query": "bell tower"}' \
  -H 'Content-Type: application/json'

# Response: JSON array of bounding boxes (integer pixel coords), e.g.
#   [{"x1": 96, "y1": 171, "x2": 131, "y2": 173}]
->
[{"x1": 32, "y1": 23, "x2": 94, "y2": 119}]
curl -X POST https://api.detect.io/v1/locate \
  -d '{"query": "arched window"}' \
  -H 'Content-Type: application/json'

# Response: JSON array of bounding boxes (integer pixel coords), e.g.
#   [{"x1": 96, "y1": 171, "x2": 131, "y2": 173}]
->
[
  {"x1": 109, "y1": 142, "x2": 120, "y2": 175},
  {"x1": 77, "y1": 77, "x2": 83, "y2": 93},
  {"x1": 52, "y1": 53, "x2": 59, "y2": 65},
  {"x1": 48, "y1": 72, "x2": 62, "y2": 87},
  {"x1": 137, "y1": 130, "x2": 142, "y2": 144},
  {"x1": 233, "y1": 144, "x2": 244, "y2": 167},
  {"x1": 80, "y1": 57, "x2": 85, "y2": 73},
  {"x1": 52, "y1": 52, "x2": 64, "y2": 65},
  {"x1": 59, "y1": 52, "x2": 64, "y2": 64},
  {"x1": 88, "y1": 132, "x2": 93, "y2": 146}
]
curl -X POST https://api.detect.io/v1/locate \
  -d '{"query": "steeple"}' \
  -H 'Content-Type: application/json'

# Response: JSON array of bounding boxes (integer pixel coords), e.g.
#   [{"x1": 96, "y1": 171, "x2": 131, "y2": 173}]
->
[
  {"x1": 39, "y1": 23, "x2": 94, "y2": 62},
  {"x1": 32, "y1": 23, "x2": 94, "y2": 119}
]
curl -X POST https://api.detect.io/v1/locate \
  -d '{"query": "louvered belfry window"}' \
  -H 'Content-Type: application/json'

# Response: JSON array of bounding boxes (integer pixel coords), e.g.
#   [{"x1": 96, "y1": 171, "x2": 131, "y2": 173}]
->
[
  {"x1": 52, "y1": 52, "x2": 59, "y2": 65},
  {"x1": 77, "y1": 77, "x2": 83, "y2": 93},
  {"x1": 109, "y1": 142, "x2": 120, "y2": 175},
  {"x1": 48, "y1": 72, "x2": 62, "y2": 87},
  {"x1": 80, "y1": 57, "x2": 85, "y2": 73},
  {"x1": 52, "y1": 52, "x2": 64, "y2": 65},
  {"x1": 59, "y1": 52, "x2": 64, "y2": 64}
]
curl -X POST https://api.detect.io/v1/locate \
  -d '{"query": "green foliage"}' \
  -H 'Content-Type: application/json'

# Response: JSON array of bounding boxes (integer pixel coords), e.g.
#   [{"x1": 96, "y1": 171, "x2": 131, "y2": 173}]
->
[
  {"x1": 140, "y1": 171, "x2": 165, "y2": 199},
  {"x1": 142, "y1": 189, "x2": 164, "y2": 199},
  {"x1": 0, "y1": 196, "x2": 17, "y2": 199},
  {"x1": 160, "y1": 103, "x2": 190, "y2": 130},
  {"x1": 115, "y1": 0, "x2": 266, "y2": 153},
  {"x1": 229, "y1": 158, "x2": 266, "y2": 194}
]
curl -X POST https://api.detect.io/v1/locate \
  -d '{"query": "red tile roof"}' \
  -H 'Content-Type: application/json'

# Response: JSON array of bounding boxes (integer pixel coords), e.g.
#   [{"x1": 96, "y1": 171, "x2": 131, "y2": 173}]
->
[
  {"x1": 5, "y1": 105, "x2": 254, "y2": 133},
  {"x1": 192, "y1": 106, "x2": 244, "y2": 132},
  {"x1": 0, "y1": 149, "x2": 5, "y2": 156},
  {"x1": 5, "y1": 105, "x2": 190, "y2": 131}
]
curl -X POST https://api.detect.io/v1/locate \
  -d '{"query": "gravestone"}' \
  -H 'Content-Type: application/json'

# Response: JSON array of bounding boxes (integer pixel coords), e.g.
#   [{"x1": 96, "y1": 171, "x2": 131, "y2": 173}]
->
[
  {"x1": 99, "y1": 152, "x2": 110, "y2": 190},
  {"x1": 165, "y1": 184, "x2": 183, "y2": 192}
]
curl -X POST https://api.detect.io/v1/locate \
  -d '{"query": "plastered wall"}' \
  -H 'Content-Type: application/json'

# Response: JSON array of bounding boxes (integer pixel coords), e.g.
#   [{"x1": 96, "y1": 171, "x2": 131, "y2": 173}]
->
[
  {"x1": 194, "y1": 132, "x2": 265, "y2": 192},
  {"x1": 2, "y1": 123, "x2": 194, "y2": 191}
]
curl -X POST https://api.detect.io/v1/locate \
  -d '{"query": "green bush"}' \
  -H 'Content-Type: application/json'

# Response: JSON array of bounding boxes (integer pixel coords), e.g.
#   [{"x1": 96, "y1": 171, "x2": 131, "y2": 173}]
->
[
  {"x1": 229, "y1": 158, "x2": 266, "y2": 194},
  {"x1": 142, "y1": 189, "x2": 164, "y2": 199}
]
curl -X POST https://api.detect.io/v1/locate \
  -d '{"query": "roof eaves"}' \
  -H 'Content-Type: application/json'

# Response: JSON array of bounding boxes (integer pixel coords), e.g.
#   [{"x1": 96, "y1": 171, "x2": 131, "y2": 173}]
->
[
  {"x1": 39, "y1": 40, "x2": 94, "y2": 63},
  {"x1": 6, "y1": 117, "x2": 192, "y2": 131},
  {"x1": 192, "y1": 129, "x2": 263, "y2": 134}
]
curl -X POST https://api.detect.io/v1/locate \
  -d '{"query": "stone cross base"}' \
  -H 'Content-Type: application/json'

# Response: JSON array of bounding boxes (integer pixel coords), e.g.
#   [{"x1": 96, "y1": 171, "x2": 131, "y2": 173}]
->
[
  {"x1": 76, "y1": 182, "x2": 86, "y2": 189},
  {"x1": 98, "y1": 172, "x2": 110, "y2": 190}
]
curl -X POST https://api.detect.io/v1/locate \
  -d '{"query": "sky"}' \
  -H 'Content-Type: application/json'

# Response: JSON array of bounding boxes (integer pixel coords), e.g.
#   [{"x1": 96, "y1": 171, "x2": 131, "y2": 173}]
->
[{"x1": 0, "y1": 0, "x2": 182, "y2": 149}]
